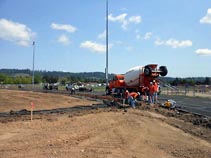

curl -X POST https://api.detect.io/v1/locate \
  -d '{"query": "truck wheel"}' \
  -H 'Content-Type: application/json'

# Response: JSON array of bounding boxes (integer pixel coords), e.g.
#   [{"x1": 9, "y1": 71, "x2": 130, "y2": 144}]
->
[
  {"x1": 115, "y1": 88, "x2": 121, "y2": 96},
  {"x1": 159, "y1": 66, "x2": 168, "y2": 76},
  {"x1": 106, "y1": 87, "x2": 111, "y2": 95},
  {"x1": 144, "y1": 66, "x2": 152, "y2": 76}
]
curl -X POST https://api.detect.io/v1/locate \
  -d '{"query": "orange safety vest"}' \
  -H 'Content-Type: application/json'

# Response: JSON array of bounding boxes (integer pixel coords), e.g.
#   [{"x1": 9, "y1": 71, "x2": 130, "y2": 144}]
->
[
  {"x1": 153, "y1": 82, "x2": 158, "y2": 92},
  {"x1": 129, "y1": 92, "x2": 139, "y2": 99},
  {"x1": 149, "y1": 85, "x2": 155, "y2": 94}
]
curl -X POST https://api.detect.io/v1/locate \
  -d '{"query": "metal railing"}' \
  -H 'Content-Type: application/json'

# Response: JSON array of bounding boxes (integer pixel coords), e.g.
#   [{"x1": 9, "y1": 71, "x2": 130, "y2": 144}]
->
[{"x1": 161, "y1": 85, "x2": 211, "y2": 98}]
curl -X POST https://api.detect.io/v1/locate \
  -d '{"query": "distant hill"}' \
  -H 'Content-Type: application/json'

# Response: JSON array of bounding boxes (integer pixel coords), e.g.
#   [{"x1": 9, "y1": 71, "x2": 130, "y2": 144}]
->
[{"x1": 0, "y1": 69, "x2": 114, "y2": 81}]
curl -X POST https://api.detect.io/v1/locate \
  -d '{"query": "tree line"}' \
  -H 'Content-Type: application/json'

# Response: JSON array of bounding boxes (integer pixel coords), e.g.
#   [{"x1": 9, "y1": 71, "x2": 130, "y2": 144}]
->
[
  {"x1": 161, "y1": 77, "x2": 211, "y2": 86},
  {"x1": 0, "y1": 69, "x2": 210, "y2": 85},
  {"x1": 0, "y1": 73, "x2": 106, "y2": 85},
  {"x1": 0, "y1": 69, "x2": 111, "y2": 85}
]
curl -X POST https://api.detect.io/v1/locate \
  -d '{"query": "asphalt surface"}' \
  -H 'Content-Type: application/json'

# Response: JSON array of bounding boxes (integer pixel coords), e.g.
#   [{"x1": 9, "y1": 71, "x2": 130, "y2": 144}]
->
[{"x1": 159, "y1": 95, "x2": 211, "y2": 117}]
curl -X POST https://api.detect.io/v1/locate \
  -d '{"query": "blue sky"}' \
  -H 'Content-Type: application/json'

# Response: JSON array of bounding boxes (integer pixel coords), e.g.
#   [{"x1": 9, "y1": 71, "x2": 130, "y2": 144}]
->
[{"x1": 0, "y1": 0, "x2": 211, "y2": 77}]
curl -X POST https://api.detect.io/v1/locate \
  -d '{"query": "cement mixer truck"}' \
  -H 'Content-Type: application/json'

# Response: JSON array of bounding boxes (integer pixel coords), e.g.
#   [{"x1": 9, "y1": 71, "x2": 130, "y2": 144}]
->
[{"x1": 106, "y1": 64, "x2": 167, "y2": 95}]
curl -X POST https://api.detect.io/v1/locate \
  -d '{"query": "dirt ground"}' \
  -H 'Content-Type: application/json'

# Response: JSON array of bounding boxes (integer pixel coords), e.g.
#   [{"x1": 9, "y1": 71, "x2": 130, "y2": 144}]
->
[
  {"x1": 0, "y1": 89, "x2": 98, "y2": 112},
  {"x1": 0, "y1": 89, "x2": 211, "y2": 158}
]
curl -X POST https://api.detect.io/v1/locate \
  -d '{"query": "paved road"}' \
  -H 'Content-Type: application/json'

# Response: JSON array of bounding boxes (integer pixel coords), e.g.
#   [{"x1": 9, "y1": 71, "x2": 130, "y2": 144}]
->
[{"x1": 159, "y1": 95, "x2": 211, "y2": 117}]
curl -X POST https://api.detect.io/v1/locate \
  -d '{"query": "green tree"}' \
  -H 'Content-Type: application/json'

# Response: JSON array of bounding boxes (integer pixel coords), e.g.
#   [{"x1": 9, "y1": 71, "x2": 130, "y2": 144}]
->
[
  {"x1": 14, "y1": 76, "x2": 21, "y2": 84},
  {"x1": 59, "y1": 77, "x2": 68, "y2": 85},
  {"x1": 42, "y1": 75, "x2": 58, "y2": 83},
  {"x1": 34, "y1": 74, "x2": 42, "y2": 84},
  {"x1": 0, "y1": 73, "x2": 7, "y2": 83},
  {"x1": 204, "y1": 77, "x2": 210, "y2": 85}
]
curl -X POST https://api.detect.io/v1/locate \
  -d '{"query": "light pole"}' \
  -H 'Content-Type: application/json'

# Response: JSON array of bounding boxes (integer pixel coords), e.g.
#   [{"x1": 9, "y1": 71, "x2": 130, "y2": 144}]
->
[
  {"x1": 105, "y1": 0, "x2": 109, "y2": 86},
  {"x1": 32, "y1": 41, "x2": 35, "y2": 90}
]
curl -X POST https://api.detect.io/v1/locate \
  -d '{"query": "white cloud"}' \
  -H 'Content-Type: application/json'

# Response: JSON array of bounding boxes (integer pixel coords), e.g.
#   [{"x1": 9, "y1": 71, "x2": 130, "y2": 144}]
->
[
  {"x1": 155, "y1": 38, "x2": 192, "y2": 48},
  {"x1": 108, "y1": 13, "x2": 127, "y2": 22},
  {"x1": 108, "y1": 13, "x2": 141, "y2": 30},
  {"x1": 196, "y1": 49, "x2": 211, "y2": 56},
  {"x1": 0, "y1": 18, "x2": 35, "y2": 47},
  {"x1": 80, "y1": 41, "x2": 109, "y2": 53},
  {"x1": 154, "y1": 39, "x2": 164, "y2": 46},
  {"x1": 98, "y1": 30, "x2": 106, "y2": 39},
  {"x1": 51, "y1": 22, "x2": 77, "y2": 33},
  {"x1": 129, "y1": 16, "x2": 141, "y2": 23},
  {"x1": 136, "y1": 32, "x2": 152, "y2": 40},
  {"x1": 121, "y1": 20, "x2": 129, "y2": 30},
  {"x1": 144, "y1": 32, "x2": 152, "y2": 40},
  {"x1": 200, "y1": 8, "x2": 211, "y2": 24},
  {"x1": 57, "y1": 34, "x2": 71, "y2": 45}
]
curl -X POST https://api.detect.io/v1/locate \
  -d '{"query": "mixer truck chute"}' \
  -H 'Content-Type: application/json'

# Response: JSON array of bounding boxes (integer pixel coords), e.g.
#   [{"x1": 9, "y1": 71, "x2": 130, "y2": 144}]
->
[{"x1": 106, "y1": 64, "x2": 168, "y2": 95}]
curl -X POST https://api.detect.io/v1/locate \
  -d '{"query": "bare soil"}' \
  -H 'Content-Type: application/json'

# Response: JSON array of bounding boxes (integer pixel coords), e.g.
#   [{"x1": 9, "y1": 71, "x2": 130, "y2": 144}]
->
[
  {"x1": 0, "y1": 89, "x2": 211, "y2": 158},
  {"x1": 0, "y1": 89, "x2": 98, "y2": 112}
]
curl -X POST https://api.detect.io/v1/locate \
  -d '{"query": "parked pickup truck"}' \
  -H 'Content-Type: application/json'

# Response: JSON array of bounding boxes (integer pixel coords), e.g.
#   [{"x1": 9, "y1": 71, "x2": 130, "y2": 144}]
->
[
  {"x1": 66, "y1": 83, "x2": 92, "y2": 92},
  {"x1": 43, "y1": 83, "x2": 58, "y2": 90},
  {"x1": 65, "y1": 83, "x2": 79, "y2": 91}
]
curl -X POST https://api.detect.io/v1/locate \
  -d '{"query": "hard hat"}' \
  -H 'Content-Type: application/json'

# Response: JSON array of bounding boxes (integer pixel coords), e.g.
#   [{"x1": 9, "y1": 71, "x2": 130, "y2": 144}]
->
[
  {"x1": 153, "y1": 80, "x2": 156, "y2": 82},
  {"x1": 150, "y1": 82, "x2": 153, "y2": 84}
]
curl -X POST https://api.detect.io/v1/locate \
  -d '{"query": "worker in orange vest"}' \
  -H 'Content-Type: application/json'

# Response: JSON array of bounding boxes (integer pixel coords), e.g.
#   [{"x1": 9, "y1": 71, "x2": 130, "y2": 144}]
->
[
  {"x1": 141, "y1": 86, "x2": 149, "y2": 101},
  {"x1": 153, "y1": 80, "x2": 159, "y2": 104},
  {"x1": 148, "y1": 82, "x2": 155, "y2": 104},
  {"x1": 128, "y1": 92, "x2": 140, "y2": 108},
  {"x1": 123, "y1": 90, "x2": 129, "y2": 105}
]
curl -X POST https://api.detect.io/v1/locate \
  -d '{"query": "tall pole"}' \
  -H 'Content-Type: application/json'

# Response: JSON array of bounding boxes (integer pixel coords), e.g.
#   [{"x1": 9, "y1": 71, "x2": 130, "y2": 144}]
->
[
  {"x1": 106, "y1": 0, "x2": 109, "y2": 86},
  {"x1": 32, "y1": 41, "x2": 35, "y2": 90}
]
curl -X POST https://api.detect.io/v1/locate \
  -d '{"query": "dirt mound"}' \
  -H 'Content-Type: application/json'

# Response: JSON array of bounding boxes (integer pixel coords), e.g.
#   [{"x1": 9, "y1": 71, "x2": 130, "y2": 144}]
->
[{"x1": 137, "y1": 103, "x2": 211, "y2": 143}]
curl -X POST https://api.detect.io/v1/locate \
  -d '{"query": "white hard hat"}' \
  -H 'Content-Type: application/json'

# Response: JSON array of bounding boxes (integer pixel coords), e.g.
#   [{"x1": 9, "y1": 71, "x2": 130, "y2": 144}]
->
[{"x1": 150, "y1": 82, "x2": 153, "y2": 84}]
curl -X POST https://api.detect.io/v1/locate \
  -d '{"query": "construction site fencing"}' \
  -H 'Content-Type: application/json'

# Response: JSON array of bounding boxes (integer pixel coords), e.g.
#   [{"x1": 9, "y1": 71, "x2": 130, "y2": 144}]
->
[{"x1": 161, "y1": 85, "x2": 211, "y2": 98}]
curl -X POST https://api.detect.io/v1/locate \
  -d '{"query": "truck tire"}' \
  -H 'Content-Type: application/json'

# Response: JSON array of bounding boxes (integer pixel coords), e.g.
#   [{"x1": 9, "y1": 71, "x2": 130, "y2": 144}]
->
[
  {"x1": 115, "y1": 88, "x2": 121, "y2": 96},
  {"x1": 106, "y1": 87, "x2": 111, "y2": 95},
  {"x1": 159, "y1": 66, "x2": 168, "y2": 76},
  {"x1": 144, "y1": 66, "x2": 152, "y2": 76}
]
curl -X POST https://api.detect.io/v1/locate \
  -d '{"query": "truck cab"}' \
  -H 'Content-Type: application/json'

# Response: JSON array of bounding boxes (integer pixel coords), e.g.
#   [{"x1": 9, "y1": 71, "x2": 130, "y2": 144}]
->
[{"x1": 106, "y1": 74, "x2": 126, "y2": 95}]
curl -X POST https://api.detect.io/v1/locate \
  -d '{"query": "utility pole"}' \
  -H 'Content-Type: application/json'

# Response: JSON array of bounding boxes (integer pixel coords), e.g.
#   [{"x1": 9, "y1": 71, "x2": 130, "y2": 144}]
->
[
  {"x1": 32, "y1": 41, "x2": 35, "y2": 90},
  {"x1": 105, "y1": 0, "x2": 109, "y2": 86}
]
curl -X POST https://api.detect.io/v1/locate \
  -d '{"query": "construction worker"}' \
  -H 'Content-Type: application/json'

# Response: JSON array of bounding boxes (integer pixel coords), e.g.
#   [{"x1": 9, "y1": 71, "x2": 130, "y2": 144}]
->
[
  {"x1": 141, "y1": 86, "x2": 149, "y2": 101},
  {"x1": 128, "y1": 92, "x2": 140, "y2": 108},
  {"x1": 123, "y1": 90, "x2": 129, "y2": 105},
  {"x1": 153, "y1": 80, "x2": 159, "y2": 104},
  {"x1": 148, "y1": 82, "x2": 155, "y2": 104}
]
